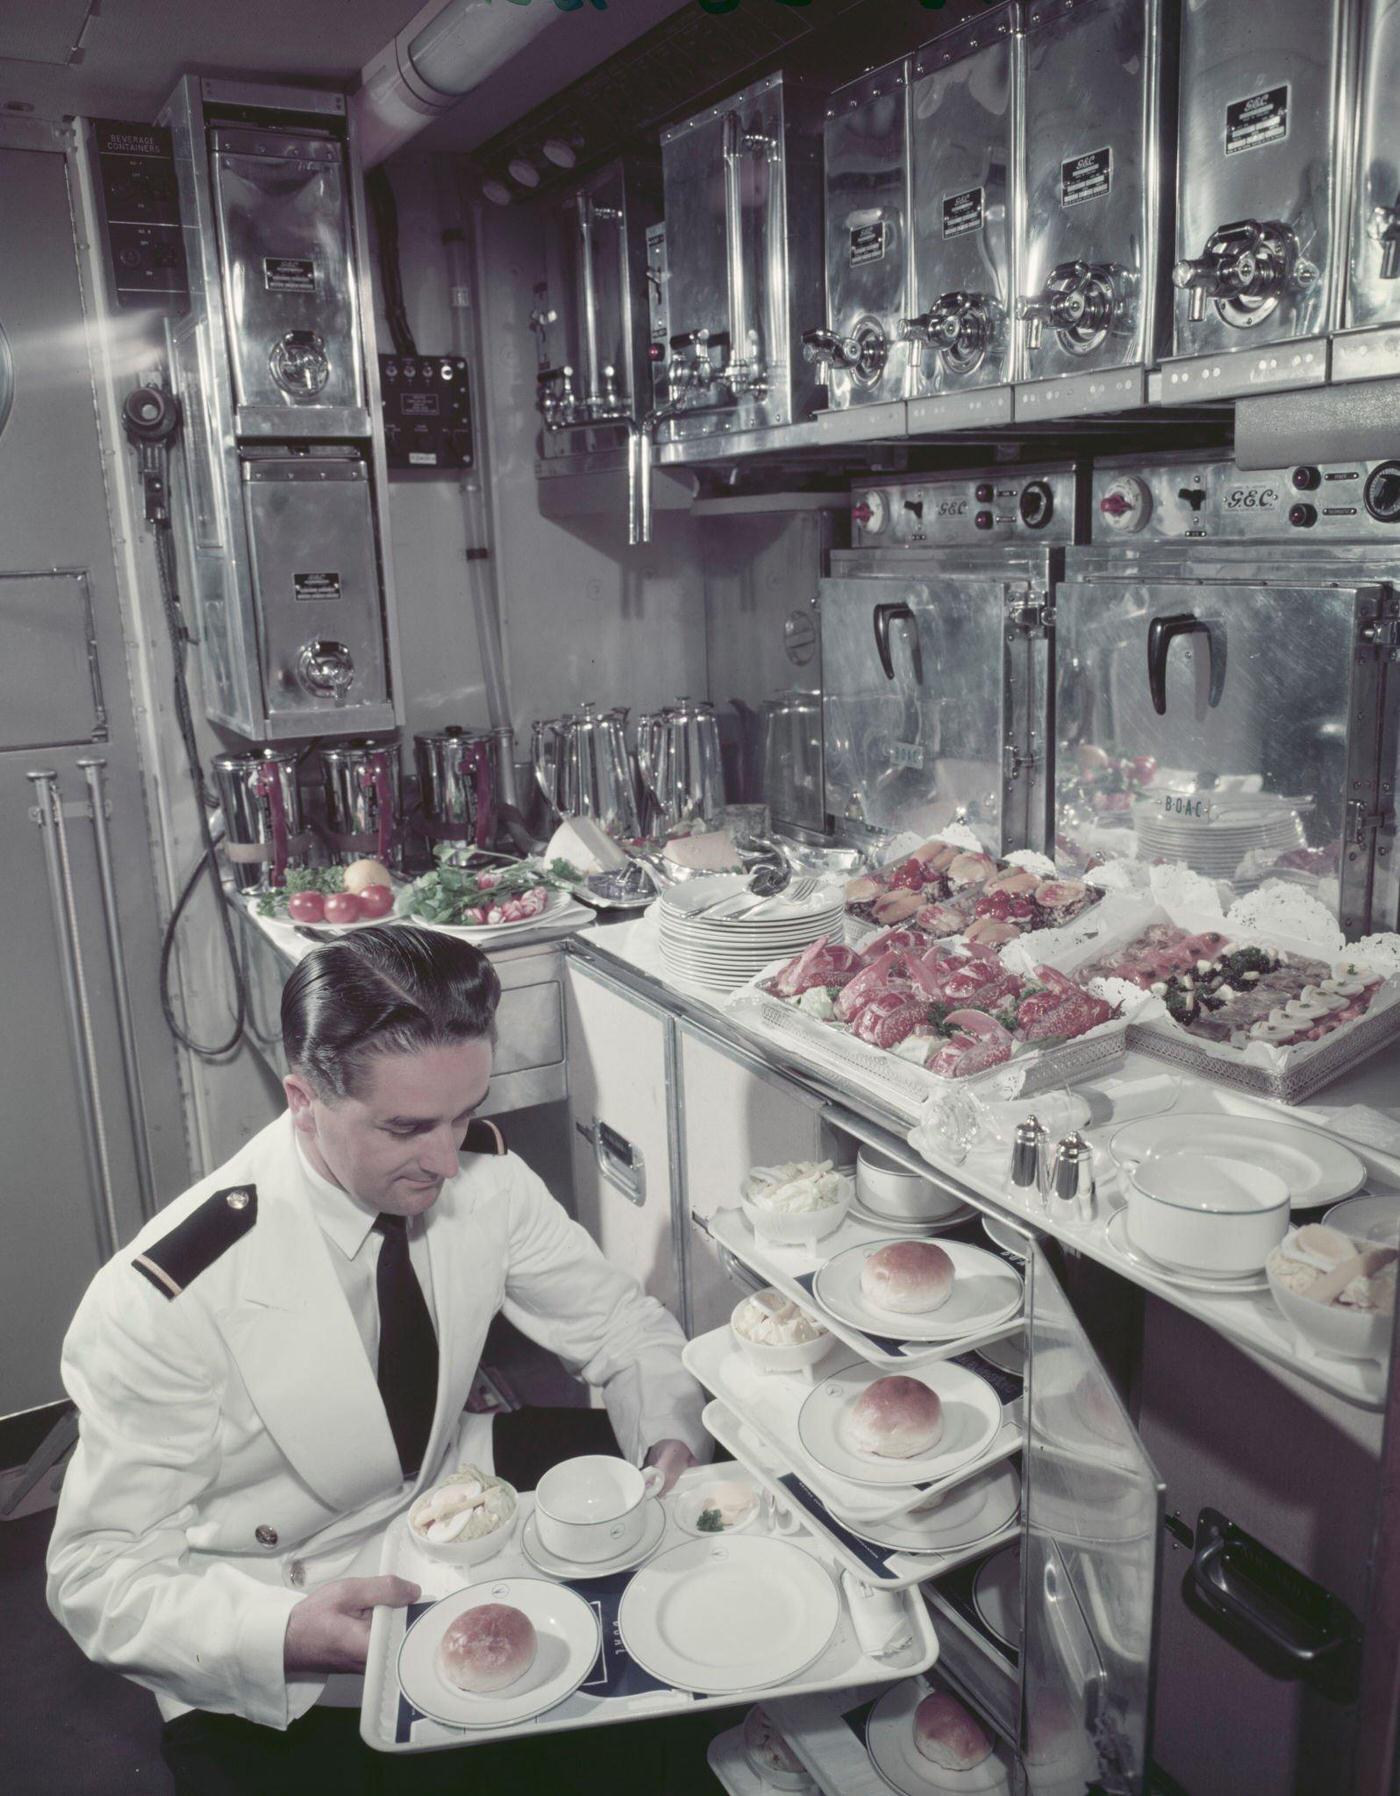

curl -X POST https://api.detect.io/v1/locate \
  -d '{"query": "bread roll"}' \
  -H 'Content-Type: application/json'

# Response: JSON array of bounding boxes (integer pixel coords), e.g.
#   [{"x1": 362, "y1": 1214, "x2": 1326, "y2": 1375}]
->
[
  {"x1": 913, "y1": 1691, "x2": 993, "y2": 1770},
  {"x1": 860, "y1": 1240, "x2": 955, "y2": 1314},
  {"x1": 849, "y1": 1375, "x2": 944, "y2": 1458},
  {"x1": 437, "y1": 1602, "x2": 537, "y2": 1694}
]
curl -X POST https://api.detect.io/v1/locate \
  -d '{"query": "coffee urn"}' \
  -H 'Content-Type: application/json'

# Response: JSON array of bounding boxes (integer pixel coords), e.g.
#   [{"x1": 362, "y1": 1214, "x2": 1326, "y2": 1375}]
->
[{"x1": 212, "y1": 750, "x2": 311, "y2": 893}]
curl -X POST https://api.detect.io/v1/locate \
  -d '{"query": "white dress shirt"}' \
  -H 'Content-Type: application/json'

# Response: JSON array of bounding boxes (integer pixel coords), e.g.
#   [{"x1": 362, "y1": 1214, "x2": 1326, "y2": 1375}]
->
[{"x1": 291, "y1": 1135, "x2": 437, "y2": 1371}]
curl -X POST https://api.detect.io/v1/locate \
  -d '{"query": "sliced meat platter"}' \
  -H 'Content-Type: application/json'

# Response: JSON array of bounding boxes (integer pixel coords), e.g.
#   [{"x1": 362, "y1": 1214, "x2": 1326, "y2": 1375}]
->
[{"x1": 845, "y1": 836, "x2": 1103, "y2": 948}]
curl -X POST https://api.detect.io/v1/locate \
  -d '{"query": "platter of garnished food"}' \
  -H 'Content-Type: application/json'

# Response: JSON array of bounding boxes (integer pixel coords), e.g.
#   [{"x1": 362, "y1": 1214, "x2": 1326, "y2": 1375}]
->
[
  {"x1": 843, "y1": 836, "x2": 1104, "y2": 949},
  {"x1": 399, "y1": 854, "x2": 588, "y2": 937}
]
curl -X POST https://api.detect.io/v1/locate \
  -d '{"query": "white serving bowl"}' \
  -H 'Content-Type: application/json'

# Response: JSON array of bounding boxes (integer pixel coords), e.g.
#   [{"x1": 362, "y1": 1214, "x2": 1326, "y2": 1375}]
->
[
  {"x1": 1266, "y1": 1240, "x2": 1393, "y2": 1361},
  {"x1": 856, "y1": 1145, "x2": 965, "y2": 1224},
  {"x1": 1125, "y1": 1153, "x2": 1289, "y2": 1274},
  {"x1": 406, "y1": 1477, "x2": 519, "y2": 1566},
  {"x1": 730, "y1": 1292, "x2": 834, "y2": 1375},
  {"x1": 740, "y1": 1169, "x2": 853, "y2": 1245}
]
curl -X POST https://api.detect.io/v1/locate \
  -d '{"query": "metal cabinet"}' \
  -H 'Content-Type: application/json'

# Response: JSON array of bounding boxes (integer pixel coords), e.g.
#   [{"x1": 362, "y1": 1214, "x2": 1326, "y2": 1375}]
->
[{"x1": 564, "y1": 957, "x2": 681, "y2": 1318}]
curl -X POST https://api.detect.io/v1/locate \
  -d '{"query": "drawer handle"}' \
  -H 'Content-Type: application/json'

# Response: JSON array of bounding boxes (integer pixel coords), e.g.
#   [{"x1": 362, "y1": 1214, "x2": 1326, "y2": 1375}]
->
[{"x1": 576, "y1": 1118, "x2": 646, "y2": 1207}]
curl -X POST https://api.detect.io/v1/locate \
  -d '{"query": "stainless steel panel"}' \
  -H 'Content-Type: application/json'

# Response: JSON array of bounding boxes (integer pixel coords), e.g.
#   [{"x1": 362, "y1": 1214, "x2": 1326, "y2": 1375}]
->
[
  {"x1": 240, "y1": 455, "x2": 388, "y2": 731},
  {"x1": 494, "y1": 977, "x2": 565, "y2": 1079},
  {"x1": 1086, "y1": 454, "x2": 1400, "y2": 543},
  {"x1": 1052, "y1": 575, "x2": 1385, "y2": 930},
  {"x1": 812, "y1": 59, "x2": 912, "y2": 411},
  {"x1": 658, "y1": 72, "x2": 825, "y2": 444},
  {"x1": 1024, "y1": 1244, "x2": 1163, "y2": 1793},
  {"x1": 908, "y1": 10, "x2": 1017, "y2": 408},
  {"x1": 820, "y1": 573, "x2": 1037, "y2": 851},
  {"x1": 1017, "y1": 0, "x2": 1169, "y2": 402},
  {"x1": 1168, "y1": 0, "x2": 1346, "y2": 379},
  {"x1": 846, "y1": 468, "x2": 1079, "y2": 551},
  {"x1": 210, "y1": 127, "x2": 365, "y2": 427},
  {"x1": 1340, "y1": 0, "x2": 1400, "y2": 356},
  {"x1": 0, "y1": 572, "x2": 106, "y2": 750}
]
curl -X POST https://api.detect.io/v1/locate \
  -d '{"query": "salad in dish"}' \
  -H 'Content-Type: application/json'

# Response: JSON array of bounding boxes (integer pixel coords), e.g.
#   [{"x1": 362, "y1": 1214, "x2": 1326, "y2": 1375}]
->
[
  {"x1": 403, "y1": 854, "x2": 582, "y2": 928},
  {"x1": 255, "y1": 858, "x2": 397, "y2": 926}
]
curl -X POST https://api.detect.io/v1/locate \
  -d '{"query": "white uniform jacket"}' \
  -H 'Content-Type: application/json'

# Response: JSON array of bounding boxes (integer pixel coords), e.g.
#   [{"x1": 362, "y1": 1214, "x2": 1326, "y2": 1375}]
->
[{"x1": 46, "y1": 1113, "x2": 707, "y2": 1730}]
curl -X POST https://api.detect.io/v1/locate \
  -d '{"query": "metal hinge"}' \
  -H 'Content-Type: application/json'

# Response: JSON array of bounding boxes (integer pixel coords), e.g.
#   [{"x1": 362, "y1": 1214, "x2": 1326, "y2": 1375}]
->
[
  {"x1": 1004, "y1": 743, "x2": 1040, "y2": 782},
  {"x1": 1348, "y1": 798, "x2": 1395, "y2": 846},
  {"x1": 1356, "y1": 613, "x2": 1400, "y2": 659},
  {"x1": 1006, "y1": 588, "x2": 1053, "y2": 635}
]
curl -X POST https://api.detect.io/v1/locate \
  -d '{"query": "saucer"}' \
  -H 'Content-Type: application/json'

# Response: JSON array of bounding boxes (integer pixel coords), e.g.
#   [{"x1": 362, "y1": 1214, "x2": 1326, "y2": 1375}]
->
[
  {"x1": 1104, "y1": 1210, "x2": 1267, "y2": 1294},
  {"x1": 519, "y1": 1497, "x2": 666, "y2": 1580}
]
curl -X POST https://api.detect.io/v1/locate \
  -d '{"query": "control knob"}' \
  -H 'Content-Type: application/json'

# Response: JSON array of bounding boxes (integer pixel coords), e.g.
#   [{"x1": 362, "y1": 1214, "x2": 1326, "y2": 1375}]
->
[
  {"x1": 1018, "y1": 480, "x2": 1054, "y2": 530},
  {"x1": 1098, "y1": 475, "x2": 1152, "y2": 533},
  {"x1": 853, "y1": 490, "x2": 888, "y2": 535},
  {"x1": 1364, "y1": 461, "x2": 1400, "y2": 524}
]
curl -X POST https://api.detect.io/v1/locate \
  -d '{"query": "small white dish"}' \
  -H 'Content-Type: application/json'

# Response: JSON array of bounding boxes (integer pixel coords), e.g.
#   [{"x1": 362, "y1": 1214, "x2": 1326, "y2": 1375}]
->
[
  {"x1": 1265, "y1": 1236, "x2": 1394, "y2": 1362},
  {"x1": 405, "y1": 1475, "x2": 518, "y2": 1568},
  {"x1": 1110, "y1": 1114, "x2": 1365, "y2": 1213},
  {"x1": 845, "y1": 1463, "x2": 1021, "y2": 1557},
  {"x1": 857, "y1": 1146, "x2": 969, "y2": 1224},
  {"x1": 866, "y1": 1680, "x2": 1012, "y2": 1796},
  {"x1": 797, "y1": 1361, "x2": 1002, "y2": 1488},
  {"x1": 617, "y1": 1536, "x2": 840, "y2": 1694},
  {"x1": 396, "y1": 1577, "x2": 600, "y2": 1729},
  {"x1": 1324, "y1": 1192, "x2": 1400, "y2": 1246},
  {"x1": 1104, "y1": 1210, "x2": 1267, "y2": 1294},
  {"x1": 673, "y1": 1480, "x2": 762, "y2": 1538},
  {"x1": 1125, "y1": 1154, "x2": 1289, "y2": 1274},
  {"x1": 813, "y1": 1239, "x2": 1024, "y2": 1343},
  {"x1": 971, "y1": 1542, "x2": 1022, "y2": 1652},
  {"x1": 851, "y1": 1197, "x2": 977, "y2": 1234},
  {"x1": 730, "y1": 1292, "x2": 833, "y2": 1376},
  {"x1": 740, "y1": 1168, "x2": 853, "y2": 1246},
  {"x1": 519, "y1": 1498, "x2": 666, "y2": 1579},
  {"x1": 534, "y1": 1454, "x2": 665, "y2": 1564}
]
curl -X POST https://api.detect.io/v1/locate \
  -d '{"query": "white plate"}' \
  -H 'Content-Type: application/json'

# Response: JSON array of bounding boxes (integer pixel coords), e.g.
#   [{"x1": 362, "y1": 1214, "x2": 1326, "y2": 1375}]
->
[
  {"x1": 518, "y1": 1499, "x2": 666, "y2": 1580},
  {"x1": 981, "y1": 1214, "x2": 1030, "y2": 1262},
  {"x1": 975, "y1": 1332, "x2": 1027, "y2": 1378},
  {"x1": 797, "y1": 1361, "x2": 1003, "y2": 1488},
  {"x1": 813, "y1": 1239, "x2": 1024, "y2": 1343},
  {"x1": 661, "y1": 877, "x2": 843, "y2": 922},
  {"x1": 616, "y1": 1536, "x2": 840, "y2": 1694},
  {"x1": 971, "y1": 1542, "x2": 1022, "y2": 1651},
  {"x1": 1323, "y1": 1192, "x2": 1400, "y2": 1245},
  {"x1": 844, "y1": 1463, "x2": 1021, "y2": 1556},
  {"x1": 1104, "y1": 1210, "x2": 1267, "y2": 1294},
  {"x1": 867, "y1": 1680, "x2": 1011, "y2": 1796},
  {"x1": 396, "y1": 1576, "x2": 600, "y2": 1729},
  {"x1": 1109, "y1": 1114, "x2": 1365, "y2": 1212},
  {"x1": 403, "y1": 886, "x2": 574, "y2": 936},
  {"x1": 850, "y1": 1198, "x2": 978, "y2": 1234}
]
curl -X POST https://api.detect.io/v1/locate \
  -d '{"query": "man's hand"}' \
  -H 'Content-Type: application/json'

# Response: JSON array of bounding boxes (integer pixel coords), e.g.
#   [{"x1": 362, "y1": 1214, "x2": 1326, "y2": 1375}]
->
[
  {"x1": 283, "y1": 1575, "x2": 421, "y2": 1677},
  {"x1": 643, "y1": 1438, "x2": 698, "y2": 1494}
]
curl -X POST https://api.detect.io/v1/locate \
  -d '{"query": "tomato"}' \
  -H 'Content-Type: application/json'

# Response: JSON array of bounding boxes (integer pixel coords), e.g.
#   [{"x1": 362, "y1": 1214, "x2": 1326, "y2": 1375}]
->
[
  {"x1": 355, "y1": 883, "x2": 394, "y2": 919},
  {"x1": 287, "y1": 890, "x2": 326, "y2": 923},
  {"x1": 323, "y1": 891, "x2": 363, "y2": 926}
]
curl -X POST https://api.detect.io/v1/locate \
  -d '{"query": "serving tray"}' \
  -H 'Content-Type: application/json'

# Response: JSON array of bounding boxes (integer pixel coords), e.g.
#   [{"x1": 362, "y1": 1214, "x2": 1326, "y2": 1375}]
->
[
  {"x1": 682, "y1": 1329, "x2": 1023, "y2": 1528},
  {"x1": 711, "y1": 1209, "x2": 1024, "y2": 1371},
  {"x1": 360, "y1": 1465, "x2": 937, "y2": 1754}
]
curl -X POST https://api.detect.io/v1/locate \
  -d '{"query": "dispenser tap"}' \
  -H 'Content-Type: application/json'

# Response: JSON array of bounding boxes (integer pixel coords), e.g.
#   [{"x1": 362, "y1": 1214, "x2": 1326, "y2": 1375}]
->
[
  {"x1": 900, "y1": 291, "x2": 997, "y2": 375},
  {"x1": 1018, "y1": 262, "x2": 1128, "y2": 357},
  {"x1": 801, "y1": 321, "x2": 888, "y2": 385},
  {"x1": 1368, "y1": 201, "x2": 1400, "y2": 282},
  {"x1": 1173, "y1": 219, "x2": 1317, "y2": 327},
  {"x1": 598, "y1": 364, "x2": 623, "y2": 418}
]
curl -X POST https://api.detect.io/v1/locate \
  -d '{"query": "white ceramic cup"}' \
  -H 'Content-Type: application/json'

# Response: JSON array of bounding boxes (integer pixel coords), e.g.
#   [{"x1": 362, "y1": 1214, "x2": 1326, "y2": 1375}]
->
[{"x1": 533, "y1": 1454, "x2": 665, "y2": 1563}]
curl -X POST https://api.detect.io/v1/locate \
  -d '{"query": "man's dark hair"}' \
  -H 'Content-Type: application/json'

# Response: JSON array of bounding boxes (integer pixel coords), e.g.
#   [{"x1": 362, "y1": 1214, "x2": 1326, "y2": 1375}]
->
[{"x1": 281, "y1": 925, "x2": 501, "y2": 1100}]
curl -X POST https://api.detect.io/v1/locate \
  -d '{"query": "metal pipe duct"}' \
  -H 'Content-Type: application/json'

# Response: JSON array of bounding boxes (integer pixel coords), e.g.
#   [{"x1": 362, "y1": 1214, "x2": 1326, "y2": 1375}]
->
[{"x1": 354, "y1": 0, "x2": 563, "y2": 169}]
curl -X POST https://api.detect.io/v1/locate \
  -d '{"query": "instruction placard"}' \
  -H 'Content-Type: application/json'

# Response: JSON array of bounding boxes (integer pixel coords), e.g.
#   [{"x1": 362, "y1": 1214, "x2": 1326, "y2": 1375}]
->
[
  {"x1": 1060, "y1": 147, "x2": 1112, "y2": 208},
  {"x1": 263, "y1": 256, "x2": 316, "y2": 294},
  {"x1": 293, "y1": 572, "x2": 341, "y2": 601},
  {"x1": 942, "y1": 187, "x2": 985, "y2": 239},
  {"x1": 849, "y1": 222, "x2": 887, "y2": 267},
  {"x1": 1225, "y1": 85, "x2": 1289, "y2": 155}
]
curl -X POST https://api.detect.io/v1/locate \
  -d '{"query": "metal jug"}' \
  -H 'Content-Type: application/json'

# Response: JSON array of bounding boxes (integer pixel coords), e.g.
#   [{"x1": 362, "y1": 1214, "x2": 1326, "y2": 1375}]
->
[
  {"x1": 555, "y1": 702, "x2": 643, "y2": 839},
  {"x1": 760, "y1": 689, "x2": 824, "y2": 833},
  {"x1": 641, "y1": 697, "x2": 726, "y2": 832},
  {"x1": 635, "y1": 707, "x2": 673, "y2": 834},
  {"x1": 531, "y1": 716, "x2": 567, "y2": 819},
  {"x1": 212, "y1": 749, "x2": 311, "y2": 893},
  {"x1": 320, "y1": 738, "x2": 402, "y2": 868},
  {"x1": 415, "y1": 726, "x2": 498, "y2": 851}
]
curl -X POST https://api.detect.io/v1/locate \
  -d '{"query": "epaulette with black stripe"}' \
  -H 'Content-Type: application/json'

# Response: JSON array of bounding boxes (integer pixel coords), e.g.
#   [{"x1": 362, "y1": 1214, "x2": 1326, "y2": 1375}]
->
[
  {"x1": 462, "y1": 1118, "x2": 507, "y2": 1156},
  {"x1": 132, "y1": 1185, "x2": 257, "y2": 1300}
]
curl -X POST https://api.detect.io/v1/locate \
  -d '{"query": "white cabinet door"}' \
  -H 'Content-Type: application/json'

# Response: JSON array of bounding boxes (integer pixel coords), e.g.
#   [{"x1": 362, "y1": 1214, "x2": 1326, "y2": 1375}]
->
[
  {"x1": 564, "y1": 960, "x2": 679, "y2": 1318},
  {"x1": 677, "y1": 1023, "x2": 826, "y2": 1336}
]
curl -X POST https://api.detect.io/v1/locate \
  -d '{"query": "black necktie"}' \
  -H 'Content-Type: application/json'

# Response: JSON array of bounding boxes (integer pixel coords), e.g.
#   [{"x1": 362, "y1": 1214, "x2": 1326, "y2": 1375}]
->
[{"x1": 373, "y1": 1215, "x2": 438, "y2": 1480}]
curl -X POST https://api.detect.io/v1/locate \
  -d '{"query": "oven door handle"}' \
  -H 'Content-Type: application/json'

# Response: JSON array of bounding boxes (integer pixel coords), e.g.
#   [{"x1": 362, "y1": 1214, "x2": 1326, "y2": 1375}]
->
[
  {"x1": 1147, "y1": 611, "x2": 1226, "y2": 715},
  {"x1": 873, "y1": 602, "x2": 923, "y2": 683}
]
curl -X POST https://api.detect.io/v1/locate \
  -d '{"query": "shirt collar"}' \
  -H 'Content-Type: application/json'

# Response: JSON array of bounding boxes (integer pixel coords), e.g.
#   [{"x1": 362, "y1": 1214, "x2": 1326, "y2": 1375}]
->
[{"x1": 292, "y1": 1125, "x2": 381, "y2": 1262}]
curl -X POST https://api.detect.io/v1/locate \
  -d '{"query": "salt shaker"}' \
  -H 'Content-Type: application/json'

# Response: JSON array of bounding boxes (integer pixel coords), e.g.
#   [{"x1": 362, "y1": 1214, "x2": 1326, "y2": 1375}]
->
[
  {"x1": 1010, "y1": 1115, "x2": 1049, "y2": 1210},
  {"x1": 1048, "y1": 1132, "x2": 1097, "y2": 1225}
]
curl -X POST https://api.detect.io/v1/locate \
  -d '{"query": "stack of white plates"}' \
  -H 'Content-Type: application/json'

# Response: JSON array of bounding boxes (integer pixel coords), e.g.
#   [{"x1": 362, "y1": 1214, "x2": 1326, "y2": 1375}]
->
[
  {"x1": 656, "y1": 874, "x2": 844, "y2": 992},
  {"x1": 1132, "y1": 793, "x2": 1305, "y2": 880}
]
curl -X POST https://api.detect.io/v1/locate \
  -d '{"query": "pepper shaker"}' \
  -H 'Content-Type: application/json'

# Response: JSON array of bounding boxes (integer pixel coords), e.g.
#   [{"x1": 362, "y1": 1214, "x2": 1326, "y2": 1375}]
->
[
  {"x1": 1048, "y1": 1132, "x2": 1097, "y2": 1226},
  {"x1": 1010, "y1": 1115, "x2": 1049, "y2": 1211}
]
